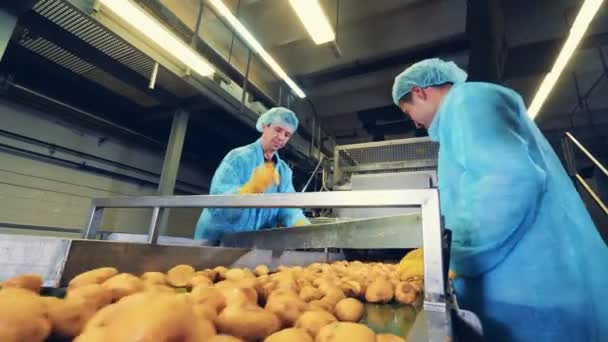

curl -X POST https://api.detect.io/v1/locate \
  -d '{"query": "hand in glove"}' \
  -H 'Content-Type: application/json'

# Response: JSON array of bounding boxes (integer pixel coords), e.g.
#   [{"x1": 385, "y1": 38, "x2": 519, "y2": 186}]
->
[{"x1": 239, "y1": 162, "x2": 280, "y2": 194}]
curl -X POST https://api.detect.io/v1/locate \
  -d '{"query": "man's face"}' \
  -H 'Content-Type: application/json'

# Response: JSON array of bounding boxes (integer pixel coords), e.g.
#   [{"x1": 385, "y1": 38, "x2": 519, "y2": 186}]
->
[
  {"x1": 398, "y1": 87, "x2": 439, "y2": 129},
  {"x1": 261, "y1": 124, "x2": 294, "y2": 151}
]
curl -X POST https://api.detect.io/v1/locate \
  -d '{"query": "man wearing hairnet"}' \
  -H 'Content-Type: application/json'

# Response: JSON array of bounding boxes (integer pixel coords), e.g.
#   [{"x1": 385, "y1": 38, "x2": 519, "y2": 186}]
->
[
  {"x1": 392, "y1": 58, "x2": 607, "y2": 341},
  {"x1": 195, "y1": 107, "x2": 309, "y2": 244}
]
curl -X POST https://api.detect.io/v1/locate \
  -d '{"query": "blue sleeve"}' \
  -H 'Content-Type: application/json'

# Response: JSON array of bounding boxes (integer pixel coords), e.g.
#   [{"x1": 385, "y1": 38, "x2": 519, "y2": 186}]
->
[
  {"x1": 441, "y1": 85, "x2": 547, "y2": 276},
  {"x1": 207, "y1": 152, "x2": 249, "y2": 222},
  {"x1": 277, "y1": 165, "x2": 309, "y2": 227}
]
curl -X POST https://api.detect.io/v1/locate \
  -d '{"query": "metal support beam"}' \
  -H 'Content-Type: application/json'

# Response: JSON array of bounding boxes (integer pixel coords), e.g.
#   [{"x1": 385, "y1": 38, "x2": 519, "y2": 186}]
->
[
  {"x1": 18, "y1": 11, "x2": 178, "y2": 104},
  {"x1": 153, "y1": 109, "x2": 190, "y2": 242},
  {"x1": 466, "y1": 0, "x2": 506, "y2": 82}
]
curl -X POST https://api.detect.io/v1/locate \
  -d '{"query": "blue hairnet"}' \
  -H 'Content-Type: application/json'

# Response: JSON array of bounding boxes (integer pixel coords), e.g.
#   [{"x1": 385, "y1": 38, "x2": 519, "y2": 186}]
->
[
  {"x1": 392, "y1": 58, "x2": 468, "y2": 105},
  {"x1": 256, "y1": 107, "x2": 299, "y2": 132}
]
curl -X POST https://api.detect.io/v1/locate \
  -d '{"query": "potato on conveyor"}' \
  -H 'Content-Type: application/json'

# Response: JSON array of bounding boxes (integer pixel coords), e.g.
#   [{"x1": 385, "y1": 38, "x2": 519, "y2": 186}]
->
[
  {"x1": 264, "y1": 327, "x2": 313, "y2": 342},
  {"x1": 68, "y1": 267, "x2": 118, "y2": 289},
  {"x1": 217, "y1": 305, "x2": 281, "y2": 340},
  {"x1": 377, "y1": 333, "x2": 406, "y2": 342},
  {"x1": 167, "y1": 264, "x2": 196, "y2": 287},
  {"x1": 294, "y1": 310, "x2": 337, "y2": 337},
  {"x1": 365, "y1": 278, "x2": 394, "y2": 303},
  {"x1": 102, "y1": 273, "x2": 144, "y2": 301},
  {"x1": 66, "y1": 283, "x2": 112, "y2": 310},
  {"x1": 217, "y1": 284, "x2": 258, "y2": 307},
  {"x1": 143, "y1": 283, "x2": 175, "y2": 293},
  {"x1": 1, "y1": 274, "x2": 42, "y2": 293},
  {"x1": 335, "y1": 298, "x2": 364, "y2": 322},
  {"x1": 308, "y1": 300, "x2": 335, "y2": 314},
  {"x1": 265, "y1": 292, "x2": 308, "y2": 327},
  {"x1": 214, "y1": 266, "x2": 229, "y2": 280},
  {"x1": 395, "y1": 282, "x2": 418, "y2": 305},
  {"x1": 0, "y1": 288, "x2": 51, "y2": 342},
  {"x1": 300, "y1": 285, "x2": 324, "y2": 302},
  {"x1": 209, "y1": 334, "x2": 244, "y2": 342},
  {"x1": 197, "y1": 269, "x2": 218, "y2": 282},
  {"x1": 255, "y1": 264, "x2": 270, "y2": 276},
  {"x1": 190, "y1": 274, "x2": 213, "y2": 287},
  {"x1": 190, "y1": 286, "x2": 226, "y2": 312},
  {"x1": 316, "y1": 322, "x2": 375, "y2": 342},
  {"x1": 44, "y1": 296, "x2": 95, "y2": 337},
  {"x1": 141, "y1": 271, "x2": 167, "y2": 285}
]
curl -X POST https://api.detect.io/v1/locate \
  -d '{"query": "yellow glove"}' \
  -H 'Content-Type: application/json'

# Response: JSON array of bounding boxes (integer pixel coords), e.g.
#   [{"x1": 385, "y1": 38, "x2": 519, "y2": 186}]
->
[
  {"x1": 239, "y1": 162, "x2": 280, "y2": 194},
  {"x1": 294, "y1": 219, "x2": 307, "y2": 227},
  {"x1": 398, "y1": 248, "x2": 457, "y2": 280}
]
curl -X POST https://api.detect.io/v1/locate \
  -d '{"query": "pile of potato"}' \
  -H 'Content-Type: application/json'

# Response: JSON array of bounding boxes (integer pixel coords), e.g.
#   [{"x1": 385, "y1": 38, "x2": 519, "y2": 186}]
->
[{"x1": 0, "y1": 250, "x2": 425, "y2": 342}]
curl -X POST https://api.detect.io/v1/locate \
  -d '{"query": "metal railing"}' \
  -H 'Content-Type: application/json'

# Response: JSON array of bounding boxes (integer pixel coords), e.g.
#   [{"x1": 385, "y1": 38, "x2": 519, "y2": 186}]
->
[{"x1": 562, "y1": 132, "x2": 608, "y2": 215}]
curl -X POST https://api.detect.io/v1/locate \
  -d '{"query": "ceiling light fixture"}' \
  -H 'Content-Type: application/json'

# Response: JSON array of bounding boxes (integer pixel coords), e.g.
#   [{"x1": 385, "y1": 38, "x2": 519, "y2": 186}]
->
[
  {"x1": 96, "y1": 0, "x2": 214, "y2": 77},
  {"x1": 207, "y1": 0, "x2": 307, "y2": 98},
  {"x1": 528, "y1": 0, "x2": 604, "y2": 119},
  {"x1": 288, "y1": 0, "x2": 335, "y2": 45}
]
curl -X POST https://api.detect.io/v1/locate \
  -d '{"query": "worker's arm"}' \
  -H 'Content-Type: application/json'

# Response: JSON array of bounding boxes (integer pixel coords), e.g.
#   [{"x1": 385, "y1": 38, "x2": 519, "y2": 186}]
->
[
  {"x1": 277, "y1": 165, "x2": 310, "y2": 227},
  {"x1": 206, "y1": 153, "x2": 252, "y2": 223},
  {"x1": 441, "y1": 85, "x2": 547, "y2": 277}
]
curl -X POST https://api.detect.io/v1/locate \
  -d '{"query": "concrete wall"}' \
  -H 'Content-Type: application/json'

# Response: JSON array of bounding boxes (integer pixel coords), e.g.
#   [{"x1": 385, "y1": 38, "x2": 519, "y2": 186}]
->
[{"x1": 0, "y1": 99, "x2": 207, "y2": 238}]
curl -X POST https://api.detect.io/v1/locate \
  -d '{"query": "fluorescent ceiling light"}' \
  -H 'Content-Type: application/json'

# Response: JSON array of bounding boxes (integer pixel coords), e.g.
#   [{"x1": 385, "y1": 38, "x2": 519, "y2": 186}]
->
[
  {"x1": 97, "y1": 0, "x2": 214, "y2": 77},
  {"x1": 207, "y1": 0, "x2": 307, "y2": 98},
  {"x1": 527, "y1": 0, "x2": 604, "y2": 119},
  {"x1": 289, "y1": 0, "x2": 335, "y2": 45}
]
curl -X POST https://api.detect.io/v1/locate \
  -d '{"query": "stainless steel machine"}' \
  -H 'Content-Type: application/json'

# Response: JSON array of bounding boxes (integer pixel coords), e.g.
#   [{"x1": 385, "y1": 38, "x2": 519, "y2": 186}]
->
[{"x1": 0, "y1": 189, "x2": 482, "y2": 341}]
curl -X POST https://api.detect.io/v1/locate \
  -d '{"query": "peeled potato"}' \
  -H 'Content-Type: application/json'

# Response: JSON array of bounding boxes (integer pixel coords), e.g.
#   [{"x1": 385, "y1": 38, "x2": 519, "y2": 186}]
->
[
  {"x1": 193, "y1": 303, "x2": 219, "y2": 323},
  {"x1": 197, "y1": 269, "x2": 218, "y2": 282},
  {"x1": 1, "y1": 274, "x2": 42, "y2": 293},
  {"x1": 218, "y1": 286, "x2": 258, "y2": 307},
  {"x1": 44, "y1": 296, "x2": 95, "y2": 337},
  {"x1": 254, "y1": 265, "x2": 270, "y2": 277},
  {"x1": 308, "y1": 300, "x2": 334, "y2": 314},
  {"x1": 320, "y1": 287, "x2": 345, "y2": 306},
  {"x1": 190, "y1": 286, "x2": 226, "y2": 312},
  {"x1": 225, "y1": 268, "x2": 247, "y2": 282},
  {"x1": 395, "y1": 282, "x2": 418, "y2": 305},
  {"x1": 191, "y1": 274, "x2": 213, "y2": 287},
  {"x1": 377, "y1": 333, "x2": 406, "y2": 342},
  {"x1": 102, "y1": 273, "x2": 143, "y2": 301},
  {"x1": 66, "y1": 284, "x2": 112, "y2": 310},
  {"x1": 299, "y1": 285, "x2": 323, "y2": 302},
  {"x1": 167, "y1": 264, "x2": 196, "y2": 287},
  {"x1": 0, "y1": 288, "x2": 51, "y2": 342},
  {"x1": 294, "y1": 310, "x2": 337, "y2": 337},
  {"x1": 365, "y1": 278, "x2": 394, "y2": 304},
  {"x1": 316, "y1": 322, "x2": 375, "y2": 342},
  {"x1": 217, "y1": 305, "x2": 281, "y2": 340},
  {"x1": 209, "y1": 335, "x2": 244, "y2": 342},
  {"x1": 68, "y1": 267, "x2": 118, "y2": 289},
  {"x1": 141, "y1": 272, "x2": 167, "y2": 285},
  {"x1": 265, "y1": 293, "x2": 308, "y2": 327},
  {"x1": 334, "y1": 298, "x2": 364, "y2": 322},
  {"x1": 264, "y1": 327, "x2": 313, "y2": 342}
]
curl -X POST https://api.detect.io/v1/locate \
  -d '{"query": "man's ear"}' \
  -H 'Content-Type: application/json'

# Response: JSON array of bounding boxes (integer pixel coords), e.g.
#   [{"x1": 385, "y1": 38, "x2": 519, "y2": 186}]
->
[{"x1": 411, "y1": 86, "x2": 426, "y2": 101}]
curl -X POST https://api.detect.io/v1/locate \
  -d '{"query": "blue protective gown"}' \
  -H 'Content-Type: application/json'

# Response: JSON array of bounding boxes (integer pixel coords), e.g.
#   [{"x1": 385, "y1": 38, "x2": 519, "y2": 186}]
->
[
  {"x1": 194, "y1": 139, "x2": 309, "y2": 243},
  {"x1": 428, "y1": 82, "x2": 608, "y2": 341}
]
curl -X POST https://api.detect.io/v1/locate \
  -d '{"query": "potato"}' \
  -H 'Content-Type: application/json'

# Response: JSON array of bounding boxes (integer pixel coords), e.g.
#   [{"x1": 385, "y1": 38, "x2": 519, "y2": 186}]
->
[
  {"x1": 320, "y1": 287, "x2": 345, "y2": 306},
  {"x1": 209, "y1": 334, "x2": 244, "y2": 342},
  {"x1": 395, "y1": 282, "x2": 418, "y2": 305},
  {"x1": 225, "y1": 268, "x2": 247, "y2": 282},
  {"x1": 197, "y1": 269, "x2": 218, "y2": 282},
  {"x1": 190, "y1": 274, "x2": 213, "y2": 287},
  {"x1": 365, "y1": 278, "x2": 394, "y2": 303},
  {"x1": 218, "y1": 285, "x2": 258, "y2": 307},
  {"x1": 299, "y1": 285, "x2": 323, "y2": 302},
  {"x1": 190, "y1": 286, "x2": 226, "y2": 312},
  {"x1": 308, "y1": 300, "x2": 334, "y2": 314},
  {"x1": 265, "y1": 293, "x2": 308, "y2": 327},
  {"x1": 68, "y1": 267, "x2": 118, "y2": 289},
  {"x1": 1, "y1": 274, "x2": 42, "y2": 293},
  {"x1": 141, "y1": 271, "x2": 167, "y2": 285},
  {"x1": 102, "y1": 273, "x2": 143, "y2": 301},
  {"x1": 407, "y1": 276, "x2": 424, "y2": 293},
  {"x1": 316, "y1": 322, "x2": 375, "y2": 342},
  {"x1": 66, "y1": 284, "x2": 112, "y2": 310},
  {"x1": 254, "y1": 264, "x2": 270, "y2": 276},
  {"x1": 0, "y1": 288, "x2": 50, "y2": 342},
  {"x1": 44, "y1": 296, "x2": 95, "y2": 337},
  {"x1": 377, "y1": 333, "x2": 406, "y2": 342},
  {"x1": 264, "y1": 327, "x2": 313, "y2": 342},
  {"x1": 192, "y1": 318, "x2": 217, "y2": 340},
  {"x1": 294, "y1": 310, "x2": 337, "y2": 337},
  {"x1": 214, "y1": 266, "x2": 229, "y2": 280},
  {"x1": 143, "y1": 283, "x2": 175, "y2": 293},
  {"x1": 339, "y1": 279, "x2": 363, "y2": 298},
  {"x1": 193, "y1": 303, "x2": 219, "y2": 323},
  {"x1": 83, "y1": 292, "x2": 155, "y2": 331},
  {"x1": 167, "y1": 264, "x2": 196, "y2": 287},
  {"x1": 73, "y1": 327, "x2": 106, "y2": 342},
  {"x1": 217, "y1": 305, "x2": 281, "y2": 340},
  {"x1": 334, "y1": 298, "x2": 364, "y2": 322}
]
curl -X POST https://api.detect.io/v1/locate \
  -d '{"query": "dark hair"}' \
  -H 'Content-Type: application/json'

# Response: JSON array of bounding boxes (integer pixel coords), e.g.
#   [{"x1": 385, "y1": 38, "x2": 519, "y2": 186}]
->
[{"x1": 398, "y1": 82, "x2": 454, "y2": 104}]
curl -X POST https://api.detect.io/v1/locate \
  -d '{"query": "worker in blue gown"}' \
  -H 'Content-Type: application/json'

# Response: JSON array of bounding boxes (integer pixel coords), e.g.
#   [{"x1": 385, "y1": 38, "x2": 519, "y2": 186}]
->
[
  {"x1": 195, "y1": 107, "x2": 309, "y2": 244},
  {"x1": 392, "y1": 58, "x2": 608, "y2": 341}
]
